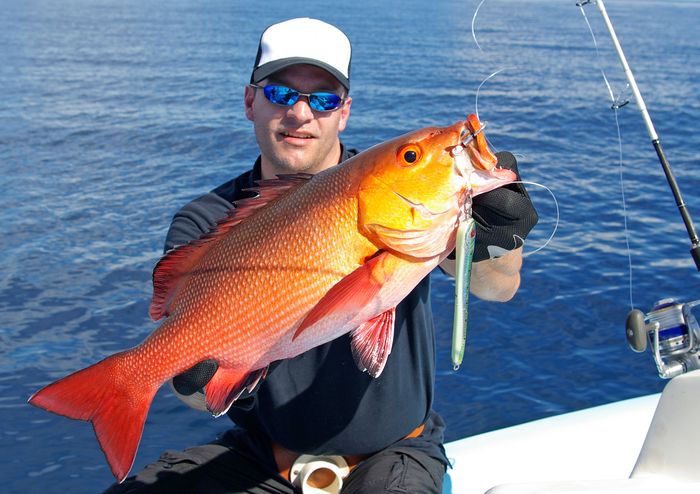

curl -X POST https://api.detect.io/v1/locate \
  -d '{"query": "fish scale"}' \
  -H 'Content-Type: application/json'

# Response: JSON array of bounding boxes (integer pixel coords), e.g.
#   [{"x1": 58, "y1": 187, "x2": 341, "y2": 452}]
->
[{"x1": 127, "y1": 169, "x2": 374, "y2": 382}]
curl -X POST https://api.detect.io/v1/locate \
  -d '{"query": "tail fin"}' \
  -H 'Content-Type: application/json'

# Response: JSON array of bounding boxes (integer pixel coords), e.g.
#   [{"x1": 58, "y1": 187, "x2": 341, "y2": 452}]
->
[{"x1": 28, "y1": 351, "x2": 157, "y2": 482}]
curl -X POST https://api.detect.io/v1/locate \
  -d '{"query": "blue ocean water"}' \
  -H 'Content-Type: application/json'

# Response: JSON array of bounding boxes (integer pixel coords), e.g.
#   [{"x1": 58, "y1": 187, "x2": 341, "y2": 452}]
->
[{"x1": 2, "y1": 0, "x2": 699, "y2": 491}]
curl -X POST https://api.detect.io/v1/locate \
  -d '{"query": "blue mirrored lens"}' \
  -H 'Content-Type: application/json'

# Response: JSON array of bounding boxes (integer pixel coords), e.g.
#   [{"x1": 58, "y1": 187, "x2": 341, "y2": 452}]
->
[
  {"x1": 309, "y1": 93, "x2": 342, "y2": 111},
  {"x1": 263, "y1": 85, "x2": 298, "y2": 106},
  {"x1": 261, "y1": 85, "x2": 341, "y2": 112}
]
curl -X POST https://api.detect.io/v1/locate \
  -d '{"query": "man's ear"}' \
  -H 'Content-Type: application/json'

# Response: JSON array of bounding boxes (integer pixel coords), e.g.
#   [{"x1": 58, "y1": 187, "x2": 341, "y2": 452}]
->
[
  {"x1": 244, "y1": 85, "x2": 255, "y2": 122},
  {"x1": 337, "y1": 96, "x2": 352, "y2": 133}
]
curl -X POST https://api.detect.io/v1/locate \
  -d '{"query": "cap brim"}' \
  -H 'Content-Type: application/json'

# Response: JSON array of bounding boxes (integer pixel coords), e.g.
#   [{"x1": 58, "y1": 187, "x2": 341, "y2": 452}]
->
[{"x1": 251, "y1": 57, "x2": 350, "y2": 91}]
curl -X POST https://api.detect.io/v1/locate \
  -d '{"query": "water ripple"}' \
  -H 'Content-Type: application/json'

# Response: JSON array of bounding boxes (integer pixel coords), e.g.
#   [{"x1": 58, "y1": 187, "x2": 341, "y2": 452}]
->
[{"x1": 2, "y1": 0, "x2": 699, "y2": 491}]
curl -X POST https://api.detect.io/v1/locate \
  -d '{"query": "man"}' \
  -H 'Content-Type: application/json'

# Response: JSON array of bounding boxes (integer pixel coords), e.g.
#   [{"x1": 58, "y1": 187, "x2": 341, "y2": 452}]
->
[{"x1": 106, "y1": 17, "x2": 537, "y2": 494}]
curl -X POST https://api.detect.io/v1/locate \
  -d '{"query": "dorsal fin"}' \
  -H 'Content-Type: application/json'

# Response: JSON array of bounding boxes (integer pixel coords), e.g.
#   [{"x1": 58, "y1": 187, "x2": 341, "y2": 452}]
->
[{"x1": 149, "y1": 173, "x2": 312, "y2": 321}]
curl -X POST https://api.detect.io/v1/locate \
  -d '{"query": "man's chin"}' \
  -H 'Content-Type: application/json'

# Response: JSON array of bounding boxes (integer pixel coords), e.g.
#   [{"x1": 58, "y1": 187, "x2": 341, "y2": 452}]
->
[
  {"x1": 265, "y1": 140, "x2": 338, "y2": 175},
  {"x1": 271, "y1": 155, "x2": 320, "y2": 175}
]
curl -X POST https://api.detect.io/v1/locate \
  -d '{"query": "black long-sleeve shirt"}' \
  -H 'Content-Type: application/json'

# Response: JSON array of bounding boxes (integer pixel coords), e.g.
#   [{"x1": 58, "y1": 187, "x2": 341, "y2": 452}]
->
[{"x1": 164, "y1": 145, "x2": 447, "y2": 465}]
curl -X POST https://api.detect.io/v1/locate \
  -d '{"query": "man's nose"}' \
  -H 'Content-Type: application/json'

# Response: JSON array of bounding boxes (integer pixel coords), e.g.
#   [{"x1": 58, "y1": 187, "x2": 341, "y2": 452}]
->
[{"x1": 286, "y1": 96, "x2": 315, "y2": 120}]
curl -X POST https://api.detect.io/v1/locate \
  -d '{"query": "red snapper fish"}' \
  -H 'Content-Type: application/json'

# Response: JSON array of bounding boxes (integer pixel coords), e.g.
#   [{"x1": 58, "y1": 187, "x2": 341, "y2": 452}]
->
[{"x1": 29, "y1": 115, "x2": 516, "y2": 481}]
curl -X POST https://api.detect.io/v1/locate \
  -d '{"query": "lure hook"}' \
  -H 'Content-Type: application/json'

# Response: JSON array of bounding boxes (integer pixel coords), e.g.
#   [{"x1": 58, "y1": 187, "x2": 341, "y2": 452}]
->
[{"x1": 460, "y1": 122, "x2": 487, "y2": 148}]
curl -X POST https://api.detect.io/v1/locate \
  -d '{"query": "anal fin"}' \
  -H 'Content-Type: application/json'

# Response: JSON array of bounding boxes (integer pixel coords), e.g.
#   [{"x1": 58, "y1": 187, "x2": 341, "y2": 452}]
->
[{"x1": 204, "y1": 366, "x2": 269, "y2": 416}]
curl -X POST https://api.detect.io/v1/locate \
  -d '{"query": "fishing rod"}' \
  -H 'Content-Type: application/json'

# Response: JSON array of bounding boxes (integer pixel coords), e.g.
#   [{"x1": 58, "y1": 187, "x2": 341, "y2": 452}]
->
[
  {"x1": 578, "y1": 0, "x2": 700, "y2": 379},
  {"x1": 580, "y1": 0, "x2": 700, "y2": 271}
]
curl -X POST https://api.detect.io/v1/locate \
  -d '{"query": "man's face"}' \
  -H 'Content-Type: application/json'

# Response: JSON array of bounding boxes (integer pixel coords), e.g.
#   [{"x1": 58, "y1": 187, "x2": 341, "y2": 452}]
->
[{"x1": 244, "y1": 64, "x2": 352, "y2": 179}]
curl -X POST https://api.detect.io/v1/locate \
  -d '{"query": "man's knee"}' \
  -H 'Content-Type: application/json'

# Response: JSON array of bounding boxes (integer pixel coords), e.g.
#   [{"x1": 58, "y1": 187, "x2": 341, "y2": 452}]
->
[
  {"x1": 342, "y1": 449, "x2": 445, "y2": 494},
  {"x1": 101, "y1": 447, "x2": 222, "y2": 493}
]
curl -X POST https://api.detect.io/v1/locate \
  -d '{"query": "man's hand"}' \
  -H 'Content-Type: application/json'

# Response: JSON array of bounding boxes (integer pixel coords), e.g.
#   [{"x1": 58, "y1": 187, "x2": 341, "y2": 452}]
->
[
  {"x1": 170, "y1": 360, "x2": 218, "y2": 412},
  {"x1": 471, "y1": 151, "x2": 538, "y2": 263},
  {"x1": 440, "y1": 151, "x2": 538, "y2": 301},
  {"x1": 172, "y1": 359, "x2": 219, "y2": 395},
  {"x1": 171, "y1": 359, "x2": 259, "y2": 412}
]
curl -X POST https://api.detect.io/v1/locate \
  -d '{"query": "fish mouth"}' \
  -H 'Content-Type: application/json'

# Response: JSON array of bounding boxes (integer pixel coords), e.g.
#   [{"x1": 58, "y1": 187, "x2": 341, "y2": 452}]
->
[
  {"x1": 450, "y1": 115, "x2": 516, "y2": 199},
  {"x1": 461, "y1": 114, "x2": 498, "y2": 171}
]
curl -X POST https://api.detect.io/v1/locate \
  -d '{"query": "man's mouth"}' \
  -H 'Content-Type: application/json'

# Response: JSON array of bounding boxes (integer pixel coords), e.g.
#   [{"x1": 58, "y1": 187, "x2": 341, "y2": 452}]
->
[{"x1": 281, "y1": 131, "x2": 314, "y2": 140}]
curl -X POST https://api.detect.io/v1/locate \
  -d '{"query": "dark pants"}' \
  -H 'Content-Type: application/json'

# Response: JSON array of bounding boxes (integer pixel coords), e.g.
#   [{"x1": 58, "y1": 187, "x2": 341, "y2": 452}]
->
[{"x1": 102, "y1": 419, "x2": 446, "y2": 494}]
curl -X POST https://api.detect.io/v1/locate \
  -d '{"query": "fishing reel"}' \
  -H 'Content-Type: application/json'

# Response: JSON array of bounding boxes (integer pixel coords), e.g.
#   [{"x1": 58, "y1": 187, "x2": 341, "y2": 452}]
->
[{"x1": 626, "y1": 298, "x2": 700, "y2": 379}]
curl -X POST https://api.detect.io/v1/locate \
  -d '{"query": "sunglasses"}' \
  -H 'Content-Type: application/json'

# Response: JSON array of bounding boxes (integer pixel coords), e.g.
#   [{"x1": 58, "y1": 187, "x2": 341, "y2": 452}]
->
[{"x1": 250, "y1": 84, "x2": 344, "y2": 112}]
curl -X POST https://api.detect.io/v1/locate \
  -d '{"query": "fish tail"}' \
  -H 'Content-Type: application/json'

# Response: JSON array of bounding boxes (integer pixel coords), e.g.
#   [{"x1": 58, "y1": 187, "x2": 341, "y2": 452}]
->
[{"x1": 28, "y1": 351, "x2": 157, "y2": 482}]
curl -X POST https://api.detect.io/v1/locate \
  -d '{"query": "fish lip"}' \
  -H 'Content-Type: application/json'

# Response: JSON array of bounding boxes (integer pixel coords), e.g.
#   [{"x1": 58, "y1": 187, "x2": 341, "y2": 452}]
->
[
  {"x1": 450, "y1": 116, "x2": 516, "y2": 201},
  {"x1": 462, "y1": 115, "x2": 498, "y2": 171}
]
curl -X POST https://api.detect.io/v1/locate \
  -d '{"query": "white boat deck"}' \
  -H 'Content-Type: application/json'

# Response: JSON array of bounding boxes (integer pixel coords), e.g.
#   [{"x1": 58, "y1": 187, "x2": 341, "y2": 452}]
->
[{"x1": 444, "y1": 369, "x2": 700, "y2": 493}]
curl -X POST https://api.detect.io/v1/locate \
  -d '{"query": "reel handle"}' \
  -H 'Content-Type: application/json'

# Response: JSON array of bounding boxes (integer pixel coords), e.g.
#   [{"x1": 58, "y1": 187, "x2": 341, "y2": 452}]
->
[{"x1": 626, "y1": 309, "x2": 648, "y2": 353}]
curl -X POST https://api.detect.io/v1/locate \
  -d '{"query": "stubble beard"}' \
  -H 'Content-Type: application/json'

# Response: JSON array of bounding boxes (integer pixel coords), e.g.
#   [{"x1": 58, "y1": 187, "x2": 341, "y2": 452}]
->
[{"x1": 260, "y1": 133, "x2": 340, "y2": 177}]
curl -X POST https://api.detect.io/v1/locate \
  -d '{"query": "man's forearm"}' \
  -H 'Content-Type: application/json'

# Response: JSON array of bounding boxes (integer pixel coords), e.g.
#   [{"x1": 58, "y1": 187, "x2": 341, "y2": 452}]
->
[{"x1": 439, "y1": 247, "x2": 523, "y2": 302}]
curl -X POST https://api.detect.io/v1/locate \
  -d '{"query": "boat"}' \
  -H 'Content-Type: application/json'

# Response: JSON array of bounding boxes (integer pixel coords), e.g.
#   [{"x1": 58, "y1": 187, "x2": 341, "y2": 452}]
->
[
  {"x1": 444, "y1": 373, "x2": 698, "y2": 493},
  {"x1": 443, "y1": 297, "x2": 700, "y2": 493}
]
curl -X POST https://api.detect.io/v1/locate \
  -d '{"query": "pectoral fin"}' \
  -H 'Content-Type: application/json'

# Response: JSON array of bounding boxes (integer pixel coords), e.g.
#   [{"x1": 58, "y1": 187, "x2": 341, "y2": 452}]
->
[
  {"x1": 350, "y1": 308, "x2": 396, "y2": 377},
  {"x1": 293, "y1": 252, "x2": 393, "y2": 340}
]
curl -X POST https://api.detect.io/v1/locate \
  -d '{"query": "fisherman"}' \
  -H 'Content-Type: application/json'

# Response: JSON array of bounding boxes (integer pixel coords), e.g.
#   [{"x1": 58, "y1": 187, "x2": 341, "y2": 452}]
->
[{"x1": 104, "y1": 17, "x2": 537, "y2": 494}]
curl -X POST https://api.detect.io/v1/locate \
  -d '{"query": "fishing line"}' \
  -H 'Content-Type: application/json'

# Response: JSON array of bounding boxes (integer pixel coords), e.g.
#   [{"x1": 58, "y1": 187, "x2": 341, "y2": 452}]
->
[
  {"x1": 471, "y1": 0, "x2": 488, "y2": 51},
  {"x1": 473, "y1": 67, "x2": 514, "y2": 156},
  {"x1": 469, "y1": 3, "x2": 558, "y2": 260},
  {"x1": 577, "y1": 2, "x2": 636, "y2": 310},
  {"x1": 474, "y1": 67, "x2": 512, "y2": 124},
  {"x1": 577, "y1": 4, "x2": 617, "y2": 104},
  {"x1": 473, "y1": 72, "x2": 559, "y2": 259},
  {"x1": 513, "y1": 180, "x2": 559, "y2": 258},
  {"x1": 613, "y1": 109, "x2": 635, "y2": 310}
]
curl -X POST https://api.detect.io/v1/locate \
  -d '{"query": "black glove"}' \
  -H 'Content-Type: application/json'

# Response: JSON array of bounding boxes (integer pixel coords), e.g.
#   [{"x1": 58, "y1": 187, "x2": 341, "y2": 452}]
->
[
  {"x1": 172, "y1": 359, "x2": 218, "y2": 396},
  {"x1": 172, "y1": 359, "x2": 260, "y2": 412},
  {"x1": 470, "y1": 151, "x2": 538, "y2": 262}
]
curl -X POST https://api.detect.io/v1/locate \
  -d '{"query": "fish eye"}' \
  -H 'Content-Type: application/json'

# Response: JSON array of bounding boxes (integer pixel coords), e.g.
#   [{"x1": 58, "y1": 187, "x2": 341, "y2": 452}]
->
[{"x1": 398, "y1": 144, "x2": 422, "y2": 166}]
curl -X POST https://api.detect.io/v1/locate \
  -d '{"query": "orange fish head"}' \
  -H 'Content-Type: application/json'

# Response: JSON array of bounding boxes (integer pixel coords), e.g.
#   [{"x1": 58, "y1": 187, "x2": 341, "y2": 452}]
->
[{"x1": 358, "y1": 115, "x2": 515, "y2": 258}]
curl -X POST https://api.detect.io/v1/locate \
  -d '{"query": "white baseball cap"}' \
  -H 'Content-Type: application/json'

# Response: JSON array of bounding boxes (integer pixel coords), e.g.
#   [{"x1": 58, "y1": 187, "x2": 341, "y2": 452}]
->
[{"x1": 250, "y1": 18, "x2": 352, "y2": 91}]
